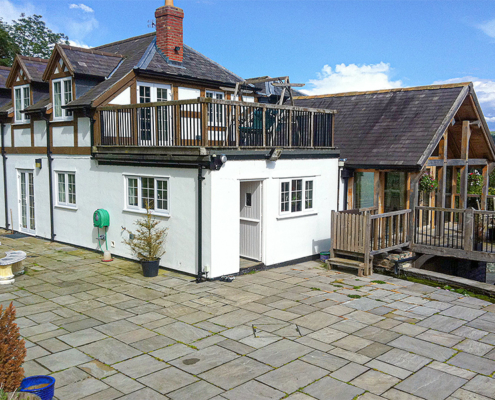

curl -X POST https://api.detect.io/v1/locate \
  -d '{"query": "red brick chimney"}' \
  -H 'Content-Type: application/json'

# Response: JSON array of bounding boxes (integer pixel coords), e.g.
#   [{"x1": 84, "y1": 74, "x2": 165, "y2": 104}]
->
[{"x1": 155, "y1": 0, "x2": 184, "y2": 63}]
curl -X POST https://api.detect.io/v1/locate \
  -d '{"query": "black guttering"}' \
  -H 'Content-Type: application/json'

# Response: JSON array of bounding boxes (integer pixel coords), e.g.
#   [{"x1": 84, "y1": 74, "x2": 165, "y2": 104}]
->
[
  {"x1": 1, "y1": 122, "x2": 8, "y2": 229},
  {"x1": 40, "y1": 111, "x2": 55, "y2": 241}
]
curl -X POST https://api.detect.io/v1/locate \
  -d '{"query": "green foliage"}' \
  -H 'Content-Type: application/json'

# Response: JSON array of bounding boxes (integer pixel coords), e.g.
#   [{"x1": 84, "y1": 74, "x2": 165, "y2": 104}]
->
[
  {"x1": 347, "y1": 294, "x2": 361, "y2": 299},
  {"x1": 122, "y1": 209, "x2": 168, "y2": 261},
  {"x1": 0, "y1": 303, "x2": 26, "y2": 392},
  {"x1": 0, "y1": 20, "x2": 19, "y2": 67},
  {"x1": 371, "y1": 280, "x2": 386, "y2": 284},
  {"x1": 419, "y1": 171, "x2": 438, "y2": 194},
  {"x1": 2, "y1": 14, "x2": 69, "y2": 65}
]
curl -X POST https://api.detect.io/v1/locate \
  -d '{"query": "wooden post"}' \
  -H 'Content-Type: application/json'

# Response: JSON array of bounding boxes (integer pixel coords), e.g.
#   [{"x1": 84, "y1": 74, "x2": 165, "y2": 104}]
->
[
  {"x1": 310, "y1": 112, "x2": 314, "y2": 148},
  {"x1": 408, "y1": 172, "x2": 421, "y2": 243},
  {"x1": 364, "y1": 213, "x2": 372, "y2": 276},
  {"x1": 481, "y1": 164, "x2": 489, "y2": 210},
  {"x1": 374, "y1": 171, "x2": 380, "y2": 210},
  {"x1": 459, "y1": 121, "x2": 471, "y2": 209},
  {"x1": 288, "y1": 110, "x2": 293, "y2": 147},
  {"x1": 463, "y1": 208, "x2": 474, "y2": 251},
  {"x1": 235, "y1": 105, "x2": 240, "y2": 148},
  {"x1": 201, "y1": 102, "x2": 208, "y2": 146},
  {"x1": 436, "y1": 132, "x2": 448, "y2": 235},
  {"x1": 379, "y1": 172, "x2": 386, "y2": 214},
  {"x1": 132, "y1": 108, "x2": 138, "y2": 145}
]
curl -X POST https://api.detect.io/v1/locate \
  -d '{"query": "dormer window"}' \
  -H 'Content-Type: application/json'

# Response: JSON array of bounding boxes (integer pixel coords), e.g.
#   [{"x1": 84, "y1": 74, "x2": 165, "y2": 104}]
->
[
  {"x1": 14, "y1": 84, "x2": 30, "y2": 123},
  {"x1": 53, "y1": 77, "x2": 73, "y2": 121}
]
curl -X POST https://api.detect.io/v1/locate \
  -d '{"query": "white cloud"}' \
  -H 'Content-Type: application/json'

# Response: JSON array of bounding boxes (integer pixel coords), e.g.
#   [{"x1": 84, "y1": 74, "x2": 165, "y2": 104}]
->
[
  {"x1": 66, "y1": 2, "x2": 99, "y2": 40},
  {"x1": 69, "y1": 3, "x2": 94, "y2": 13},
  {"x1": 68, "y1": 39, "x2": 91, "y2": 48},
  {"x1": 478, "y1": 18, "x2": 495, "y2": 38},
  {"x1": 0, "y1": 0, "x2": 36, "y2": 22},
  {"x1": 302, "y1": 62, "x2": 402, "y2": 96},
  {"x1": 434, "y1": 77, "x2": 495, "y2": 127}
]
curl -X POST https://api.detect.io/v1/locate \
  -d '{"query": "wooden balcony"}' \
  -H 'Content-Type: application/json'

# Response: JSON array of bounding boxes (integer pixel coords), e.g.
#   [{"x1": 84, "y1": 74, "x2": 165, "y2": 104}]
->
[{"x1": 94, "y1": 98, "x2": 335, "y2": 151}]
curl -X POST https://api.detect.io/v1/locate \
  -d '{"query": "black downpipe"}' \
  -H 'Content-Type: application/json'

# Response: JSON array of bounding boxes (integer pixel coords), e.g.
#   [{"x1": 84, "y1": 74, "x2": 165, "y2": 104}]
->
[
  {"x1": 1, "y1": 123, "x2": 8, "y2": 229},
  {"x1": 196, "y1": 165, "x2": 205, "y2": 283},
  {"x1": 40, "y1": 112, "x2": 55, "y2": 241}
]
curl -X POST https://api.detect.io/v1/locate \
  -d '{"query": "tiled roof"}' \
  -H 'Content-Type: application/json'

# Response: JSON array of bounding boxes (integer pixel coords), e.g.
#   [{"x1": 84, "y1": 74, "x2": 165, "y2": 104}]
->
[
  {"x1": 68, "y1": 32, "x2": 244, "y2": 108},
  {"x1": 0, "y1": 66, "x2": 10, "y2": 89},
  {"x1": 60, "y1": 45, "x2": 123, "y2": 78},
  {"x1": 293, "y1": 84, "x2": 470, "y2": 168},
  {"x1": 20, "y1": 56, "x2": 49, "y2": 83},
  {"x1": 24, "y1": 97, "x2": 50, "y2": 113}
]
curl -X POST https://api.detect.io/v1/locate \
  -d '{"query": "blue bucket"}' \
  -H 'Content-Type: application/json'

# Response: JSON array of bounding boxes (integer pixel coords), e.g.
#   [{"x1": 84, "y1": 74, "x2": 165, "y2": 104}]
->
[
  {"x1": 320, "y1": 252, "x2": 330, "y2": 261},
  {"x1": 20, "y1": 376, "x2": 55, "y2": 400}
]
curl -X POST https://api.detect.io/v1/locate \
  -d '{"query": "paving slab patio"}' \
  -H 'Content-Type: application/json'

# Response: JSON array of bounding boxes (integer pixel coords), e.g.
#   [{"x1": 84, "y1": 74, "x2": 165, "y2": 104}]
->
[{"x1": 3, "y1": 234, "x2": 495, "y2": 399}]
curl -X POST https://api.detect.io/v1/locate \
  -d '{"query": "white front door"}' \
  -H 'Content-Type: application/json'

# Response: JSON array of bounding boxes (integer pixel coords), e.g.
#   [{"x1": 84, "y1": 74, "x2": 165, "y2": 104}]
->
[
  {"x1": 18, "y1": 170, "x2": 35, "y2": 234},
  {"x1": 240, "y1": 181, "x2": 262, "y2": 261}
]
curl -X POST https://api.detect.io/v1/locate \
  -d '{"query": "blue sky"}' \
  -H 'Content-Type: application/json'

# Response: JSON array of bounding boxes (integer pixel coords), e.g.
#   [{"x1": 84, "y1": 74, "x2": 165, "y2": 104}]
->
[{"x1": 2, "y1": 0, "x2": 495, "y2": 127}]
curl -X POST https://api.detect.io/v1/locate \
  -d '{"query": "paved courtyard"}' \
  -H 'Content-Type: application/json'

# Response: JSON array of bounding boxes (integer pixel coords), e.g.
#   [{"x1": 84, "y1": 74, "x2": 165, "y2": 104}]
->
[{"x1": 2, "y1": 235, "x2": 495, "y2": 400}]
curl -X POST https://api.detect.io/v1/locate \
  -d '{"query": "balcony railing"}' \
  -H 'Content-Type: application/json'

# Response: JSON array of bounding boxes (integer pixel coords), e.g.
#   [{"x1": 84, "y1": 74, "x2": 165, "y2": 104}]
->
[{"x1": 94, "y1": 98, "x2": 335, "y2": 149}]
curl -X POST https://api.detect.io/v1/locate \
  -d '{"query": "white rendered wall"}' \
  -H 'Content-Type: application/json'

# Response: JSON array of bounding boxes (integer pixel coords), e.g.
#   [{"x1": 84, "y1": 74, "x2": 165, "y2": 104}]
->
[
  {"x1": 14, "y1": 127, "x2": 31, "y2": 147},
  {"x1": 3, "y1": 154, "x2": 211, "y2": 276},
  {"x1": 178, "y1": 87, "x2": 200, "y2": 100},
  {"x1": 34, "y1": 121, "x2": 46, "y2": 147},
  {"x1": 209, "y1": 158, "x2": 339, "y2": 278},
  {"x1": 77, "y1": 118, "x2": 91, "y2": 147},
  {"x1": 3, "y1": 124, "x2": 11, "y2": 147},
  {"x1": 52, "y1": 126, "x2": 74, "y2": 147},
  {"x1": 109, "y1": 87, "x2": 131, "y2": 105}
]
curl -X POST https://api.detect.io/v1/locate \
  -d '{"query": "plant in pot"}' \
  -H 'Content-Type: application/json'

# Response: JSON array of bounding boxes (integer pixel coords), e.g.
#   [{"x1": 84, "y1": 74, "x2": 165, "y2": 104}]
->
[
  {"x1": 123, "y1": 207, "x2": 168, "y2": 277},
  {"x1": 0, "y1": 303, "x2": 54, "y2": 400}
]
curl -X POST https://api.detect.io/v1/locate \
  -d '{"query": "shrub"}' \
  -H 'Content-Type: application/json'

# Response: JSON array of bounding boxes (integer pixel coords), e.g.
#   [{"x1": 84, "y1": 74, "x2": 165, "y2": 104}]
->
[
  {"x1": 123, "y1": 209, "x2": 168, "y2": 261},
  {"x1": 0, "y1": 303, "x2": 26, "y2": 392}
]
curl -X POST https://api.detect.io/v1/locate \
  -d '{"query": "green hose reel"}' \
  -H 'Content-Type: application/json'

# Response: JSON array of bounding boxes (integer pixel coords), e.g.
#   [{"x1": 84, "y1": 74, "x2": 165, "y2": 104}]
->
[{"x1": 93, "y1": 209, "x2": 110, "y2": 228}]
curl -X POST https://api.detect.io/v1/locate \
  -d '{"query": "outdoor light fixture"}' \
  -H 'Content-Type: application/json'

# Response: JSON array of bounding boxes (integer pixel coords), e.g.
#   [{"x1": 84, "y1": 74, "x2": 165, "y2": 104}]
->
[
  {"x1": 268, "y1": 148, "x2": 282, "y2": 161},
  {"x1": 210, "y1": 154, "x2": 227, "y2": 170},
  {"x1": 338, "y1": 158, "x2": 347, "y2": 168},
  {"x1": 35, "y1": 159, "x2": 42, "y2": 169},
  {"x1": 175, "y1": 46, "x2": 181, "y2": 52}
]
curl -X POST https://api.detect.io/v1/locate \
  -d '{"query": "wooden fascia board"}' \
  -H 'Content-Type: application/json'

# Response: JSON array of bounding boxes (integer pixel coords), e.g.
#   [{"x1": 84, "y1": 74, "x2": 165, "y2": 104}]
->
[
  {"x1": 467, "y1": 87, "x2": 495, "y2": 161},
  {"x1": 5, "y1": 57, "x2": 30, "y2": 88},
  {"x1": 92, "y1": 70, "x2": 136, "y2": 108},
  {"x1": 42, "y1": 45, "x2": 74, "y2": 81},
  {"x1": 417, "y1": 84, "x2": 470, "y2": 168}
]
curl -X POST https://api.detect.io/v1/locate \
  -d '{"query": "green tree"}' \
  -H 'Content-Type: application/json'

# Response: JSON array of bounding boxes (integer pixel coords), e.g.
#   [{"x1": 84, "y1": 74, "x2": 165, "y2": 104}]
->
[
  {"x1": 4, "y1": 14, "x2": 69, "y2": 61},
  {"x1": 0, "y1": 19, "x2": 19, "y2": 66}
]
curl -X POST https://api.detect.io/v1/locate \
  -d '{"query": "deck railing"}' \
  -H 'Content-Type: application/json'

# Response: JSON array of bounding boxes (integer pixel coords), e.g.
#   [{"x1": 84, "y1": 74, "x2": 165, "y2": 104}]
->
[
  {"x1": 414, "y1": 206, "x2": 495, "y2": 256},
  {"x1": 370, "y1": 209, "x2": 411, "y2": 254},
  {"x1": 95, "y1": 98, "x2": 335, "y2": 149}
]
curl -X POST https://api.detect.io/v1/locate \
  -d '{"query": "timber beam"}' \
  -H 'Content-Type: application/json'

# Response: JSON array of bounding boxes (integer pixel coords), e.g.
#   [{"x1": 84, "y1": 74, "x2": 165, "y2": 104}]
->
[{"x1": 427, "y1": 158, "x2": 488, "y2": 167}]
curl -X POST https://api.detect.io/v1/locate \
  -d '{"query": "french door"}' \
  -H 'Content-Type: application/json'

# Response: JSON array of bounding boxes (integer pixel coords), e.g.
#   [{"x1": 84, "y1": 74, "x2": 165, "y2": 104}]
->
[
  {"x1": 137, "y1": 83, "x2": 172, "y2": 146},
  {"x1": 18, "y1": 170, "x2": 35, "y2": 234}
]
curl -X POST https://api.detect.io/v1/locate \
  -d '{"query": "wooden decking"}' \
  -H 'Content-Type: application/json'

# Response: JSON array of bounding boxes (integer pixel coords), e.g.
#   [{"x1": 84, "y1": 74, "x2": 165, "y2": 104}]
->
[{"x1": 330, "y1": 206, "x2": 495, "y2": 276}]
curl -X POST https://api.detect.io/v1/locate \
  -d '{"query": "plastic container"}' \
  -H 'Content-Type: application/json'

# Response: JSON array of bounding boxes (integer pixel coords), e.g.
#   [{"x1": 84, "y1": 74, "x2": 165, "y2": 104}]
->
[
  {"x1": 141, "y1": 259, "x2": 160, "y2": 277},
  {"x1": 20, "y1": 375, "x2": 55, "y2": 400},
  {"x1": 320, "y1": 252, "x2": 331, "y2": 261}
]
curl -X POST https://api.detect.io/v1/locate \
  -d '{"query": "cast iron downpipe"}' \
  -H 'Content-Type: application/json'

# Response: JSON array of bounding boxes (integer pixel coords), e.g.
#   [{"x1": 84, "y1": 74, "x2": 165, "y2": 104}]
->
[
  {"x1": 196, "y1": 165, "x2": 205, "y2": 283},
  {"x1": 40, "y1": 112, "x2": 55, "y2": 241},
  {"x1": 1, "y1": 123, "x2": 8, "y2": 229}
]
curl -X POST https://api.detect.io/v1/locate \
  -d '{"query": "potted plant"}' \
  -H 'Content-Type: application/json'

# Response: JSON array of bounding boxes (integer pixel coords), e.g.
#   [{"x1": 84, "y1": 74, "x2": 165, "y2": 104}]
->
[
  {"x1": 123, "y1": 208, "x2": 168, "y2": 277},
  {"x1": 0, "y1": 303, "x2": 54, "y2": 400}
]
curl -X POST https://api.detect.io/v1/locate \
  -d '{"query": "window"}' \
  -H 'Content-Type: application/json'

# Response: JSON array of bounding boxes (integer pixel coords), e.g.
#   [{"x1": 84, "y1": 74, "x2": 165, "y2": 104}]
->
[
  {"x1": 53, "y1": 78, "x2": 73, "y2": 120},
  {"x1": 245, "y1": 193, "x2": 252, "y2": 207},
  {"x1": 354, "y1": 172, "x2": 375, "y2": 209},
  {"x1": 14, "y1": 84, "x2": 30, "y2": 123},
  {"x1": 137, "y1": 83, "x2": 172, "y2": 144},
  {"x1": 126, "y1": 176, "x2": 169, "y2": 214},
  {"x1": 206, "y1": 90, "x2": 224, "y2": 125},
  {"x1": 57, "y1": 172, "x2": 76, "y2": 207},
  {"x1": 280, "y1": 178, "x2": 314, "y2": 214}
]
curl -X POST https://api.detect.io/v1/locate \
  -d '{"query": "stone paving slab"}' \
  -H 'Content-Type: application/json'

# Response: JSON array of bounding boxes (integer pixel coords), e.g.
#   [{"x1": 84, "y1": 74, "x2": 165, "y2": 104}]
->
[{"x1": 3, "y1": 234, "x2": 495, "y2": 399}]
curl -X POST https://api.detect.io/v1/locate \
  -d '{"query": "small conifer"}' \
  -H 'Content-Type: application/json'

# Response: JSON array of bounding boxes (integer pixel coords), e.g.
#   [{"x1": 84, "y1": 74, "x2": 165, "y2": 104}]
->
[{"x1": 0, "y1": 302, "x2": 26, "y2": 392}]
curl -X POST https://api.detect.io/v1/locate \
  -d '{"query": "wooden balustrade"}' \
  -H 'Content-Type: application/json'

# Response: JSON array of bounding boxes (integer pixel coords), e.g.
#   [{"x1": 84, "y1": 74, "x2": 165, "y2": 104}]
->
[{"x1": 95, "y1": 97, "x2": 335, "y2": 149}]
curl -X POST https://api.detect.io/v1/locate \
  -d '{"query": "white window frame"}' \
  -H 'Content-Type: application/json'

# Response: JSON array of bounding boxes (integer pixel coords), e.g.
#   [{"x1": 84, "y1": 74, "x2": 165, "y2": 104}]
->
[
  {"x1": 124, "y1": 175, "x2": 170, "y2": 216},
  {"x1": 279, "y1": 177, "x2": 315, "y2": 216},
  {"x1": 205, "y1": 90, "x2": 225, "y2": 126},
  {"x1": 52, "y1": 77, "x2": 73, "y2": 121},
  {"x1": 14, "y1": 84, "x2": 30, "y2": 124},
  {"x1": 56, "y1": 171, "x2": 77, "y2": 209}
]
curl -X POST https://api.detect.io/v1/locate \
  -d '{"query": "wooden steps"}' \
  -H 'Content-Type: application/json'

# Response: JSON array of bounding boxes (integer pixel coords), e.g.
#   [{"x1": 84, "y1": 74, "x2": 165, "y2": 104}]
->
[{"x1": 326, "y1": 257, "x2": 366, "y2": 277}]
